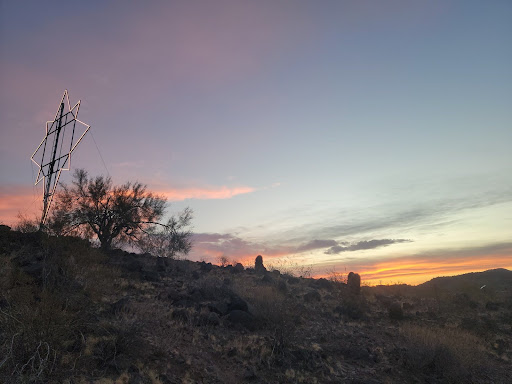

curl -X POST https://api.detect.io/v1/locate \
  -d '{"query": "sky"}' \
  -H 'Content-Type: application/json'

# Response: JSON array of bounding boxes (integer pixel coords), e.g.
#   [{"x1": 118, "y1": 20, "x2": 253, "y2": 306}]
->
[{"x1": 1, "y1": 0, "x2": 511, "y2": 285}]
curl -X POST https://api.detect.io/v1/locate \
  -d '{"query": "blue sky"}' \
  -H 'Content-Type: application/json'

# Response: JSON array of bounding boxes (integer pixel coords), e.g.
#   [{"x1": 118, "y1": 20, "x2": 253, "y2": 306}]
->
[{"x1": 1, "y1": 1, "x2": 511, "y2": 283}]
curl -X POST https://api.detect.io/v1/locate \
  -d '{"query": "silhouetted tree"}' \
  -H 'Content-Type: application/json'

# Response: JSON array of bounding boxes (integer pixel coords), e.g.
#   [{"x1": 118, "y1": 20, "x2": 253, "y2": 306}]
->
[{"x1": 49, "y1": 169, "x2": 193, "y2": 256}]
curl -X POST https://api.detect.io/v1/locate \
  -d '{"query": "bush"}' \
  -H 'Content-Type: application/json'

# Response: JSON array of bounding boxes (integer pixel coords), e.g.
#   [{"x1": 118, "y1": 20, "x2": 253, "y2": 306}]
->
[{"x1": 400, "y1": 324, "x2": 489, "y2": 383}]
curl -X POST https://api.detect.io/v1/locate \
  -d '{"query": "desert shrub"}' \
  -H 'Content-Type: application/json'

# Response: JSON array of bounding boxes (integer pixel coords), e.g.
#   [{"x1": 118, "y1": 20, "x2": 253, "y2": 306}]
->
[
  {"x1": 327, "y1": 269, "x2": 346, "y2": 284},
  {"x1": 234, "y1": 282, "x2": 299, "y2": 365},
  {"x1": 459, "y1": 315, "x2": 499, "y2": 337},
  {"x1": 0, "y1": 231, "x2": 123, "y2": 382},
  {"x1": 334, "y1": 296, "x2": 366, "y2": 320},
  {"x1": 0, "y1": 287, "x2": 88, "y2": 382},
  {"x1": 400, "y1": 324, "x2": 489, "y2": 383},
  {"x1": 13, "y1": 214, "x2": 39, "y2": 233},
  {"x1": 388, "y1": 302, "x2": 404, "y2": 320}
]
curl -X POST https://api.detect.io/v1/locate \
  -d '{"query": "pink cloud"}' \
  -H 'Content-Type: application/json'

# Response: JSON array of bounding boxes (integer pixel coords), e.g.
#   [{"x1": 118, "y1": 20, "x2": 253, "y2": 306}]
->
[
  {"x1": 0, "y1": 182, "x2": 255, "y2": 226},
  {"x1": 0, "y1": 185, "x2": 42, "y2": 226},
  {"x1": 156, "y1": 185, "x2": 255, "y2": 201}
]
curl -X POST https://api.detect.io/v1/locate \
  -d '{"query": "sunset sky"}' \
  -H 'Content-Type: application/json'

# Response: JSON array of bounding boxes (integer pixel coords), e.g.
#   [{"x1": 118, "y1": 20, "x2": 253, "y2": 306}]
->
[{"x1": 1, "y1": 1, "x2": 511, "y2": 285}]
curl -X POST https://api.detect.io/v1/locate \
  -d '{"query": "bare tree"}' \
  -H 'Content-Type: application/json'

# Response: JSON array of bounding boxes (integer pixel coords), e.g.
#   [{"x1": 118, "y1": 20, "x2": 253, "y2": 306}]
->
[{"x1": 49, "y1": 169, "x2": 193, "y2": 256}]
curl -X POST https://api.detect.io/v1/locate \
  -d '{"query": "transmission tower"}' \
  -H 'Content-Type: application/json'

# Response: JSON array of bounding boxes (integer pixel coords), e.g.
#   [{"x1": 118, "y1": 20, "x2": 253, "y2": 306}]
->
[{"x1": 31, "y1": 90, "x2": 90, "y2": 227}]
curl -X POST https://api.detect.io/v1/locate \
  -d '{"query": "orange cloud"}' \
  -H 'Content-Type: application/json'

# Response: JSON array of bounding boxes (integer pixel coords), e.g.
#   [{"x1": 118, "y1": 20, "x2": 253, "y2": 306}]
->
[
  {"x1": 0, "y1": 182, "x2": 255, "y2": 227},
  {"x1": 0, "y1": 186, "x2": 42, "y2": 226},
  {"x1": 156, "y1": 186, "x2": 255, "y2": 201}
]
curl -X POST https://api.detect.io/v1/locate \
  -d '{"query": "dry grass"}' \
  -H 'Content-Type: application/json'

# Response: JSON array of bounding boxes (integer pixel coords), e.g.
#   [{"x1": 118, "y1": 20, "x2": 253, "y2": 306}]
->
[{"x1": 400, "y1": 324, "x2": 490, "y2": 383}]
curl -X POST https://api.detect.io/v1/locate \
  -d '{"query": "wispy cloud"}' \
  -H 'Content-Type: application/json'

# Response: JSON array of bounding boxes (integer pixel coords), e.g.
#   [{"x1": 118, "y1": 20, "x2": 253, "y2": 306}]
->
[
  {"x1": 295, "y1": 239, "x2": 339, "y2": 253},
  {"x1": 156, "y1": 185, "x2": 256, "y2": 201},
  {"x1": 189, "y1": 232, "x2": 289, "y2": 262},
  {"x1": 189, "y1": 232, "x2": 413, "y2": 265},
  {"x1": 325, "y1": 239, "x2": 411, "y2": 254}
]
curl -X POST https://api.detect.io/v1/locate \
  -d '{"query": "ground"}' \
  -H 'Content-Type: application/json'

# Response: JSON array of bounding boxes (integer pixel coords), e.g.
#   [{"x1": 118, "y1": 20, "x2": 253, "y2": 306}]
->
[{"x1": 1, "y1": 227, "x2": 511, "y2": 383}]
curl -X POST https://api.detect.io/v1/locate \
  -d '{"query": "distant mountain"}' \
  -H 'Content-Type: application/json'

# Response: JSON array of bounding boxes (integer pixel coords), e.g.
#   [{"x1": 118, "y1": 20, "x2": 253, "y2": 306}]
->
[{"x1": 418, "y1": 268, "x2": 512, "y2": 293}]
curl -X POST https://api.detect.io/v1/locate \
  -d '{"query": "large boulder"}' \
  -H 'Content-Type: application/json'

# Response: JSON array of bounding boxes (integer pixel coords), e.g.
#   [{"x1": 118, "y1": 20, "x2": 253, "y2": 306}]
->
[
  {"x1": 347, "y1": 272, "x2": 361, "y2": 294},
  {"x1": 255, "y1": 255, "x2": 267, "y2": 274},
  {"x1": 226, "y1": 310, "x2": 258, "y2": 331}
]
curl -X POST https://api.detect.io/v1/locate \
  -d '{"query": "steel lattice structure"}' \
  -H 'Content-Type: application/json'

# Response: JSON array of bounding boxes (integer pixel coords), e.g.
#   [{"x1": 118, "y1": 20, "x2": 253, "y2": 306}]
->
[{"x1": 31, "y1": 90, "x2": 90, "y2": 227}]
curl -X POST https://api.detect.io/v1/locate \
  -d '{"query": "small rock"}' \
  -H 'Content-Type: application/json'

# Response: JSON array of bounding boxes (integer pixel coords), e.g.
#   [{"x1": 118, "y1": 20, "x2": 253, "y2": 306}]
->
[
  {"x1": 260, "y1": 274, "x2": 273, "y2": 284},
  {"x1": 228, "y1": 295, "x2": 249, "y2": 312},
  {"x1": 111, "y1": 297, "x2": 130, "y2": 314},
  {"x1": 243, "y1": 367, "x2": 257, "y2": 380},
  {"x1": 486, "y1": 301, "x2": 500, "y2": 311},
  {"x1": 226, "y1": 310, "x2": 257, "y2": 331},
  {"x1": 198, "y1": 312, "x2": 220, "y2": 326},
  {"x1": 172, "y1": 308, "x2": 189, "y2": 322},
  {"x1": 208, "y1": 302, "x2": 229, "y2": 316},
  {"x1": 304, "y1": 290, "x2": 322, "y2": 303},
  {"x1": 388, "y1": 302, "x2": 404, "y2": 320}
]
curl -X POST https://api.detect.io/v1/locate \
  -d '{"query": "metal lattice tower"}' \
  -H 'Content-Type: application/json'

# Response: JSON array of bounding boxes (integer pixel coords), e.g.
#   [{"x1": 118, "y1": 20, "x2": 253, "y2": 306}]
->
[{"x1": 31, "y1": 90, "x2": 90, "y2": 227}]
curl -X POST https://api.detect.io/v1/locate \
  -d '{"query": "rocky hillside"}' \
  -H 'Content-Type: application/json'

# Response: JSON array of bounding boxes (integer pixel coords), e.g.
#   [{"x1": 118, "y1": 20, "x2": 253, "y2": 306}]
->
[
  {"x1": 418, "y1": 268, "x2": 512, "y2": 293},
  {"x1": 1, "y1": 226, "x2": 511, "y2": 383}
]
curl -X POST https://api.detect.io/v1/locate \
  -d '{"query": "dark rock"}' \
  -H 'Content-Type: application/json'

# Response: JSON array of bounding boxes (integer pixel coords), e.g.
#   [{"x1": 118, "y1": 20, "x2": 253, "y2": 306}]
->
[
  {"x1": 232, "y1": 263, "x2": 244, "y2": 273},
  {"x1": 111, "y1": 297, "x2": 130, "y2": 314},
  {"x1": 277, "y1": 280, "x2": 288, "y2": 293},
  {"x1": 0, "y1": 297, "x2": 8, "y2": 308},
  {"x1": 228, "y1": 295, "x2": 248, "y2": 312},
  {"x1": 143, "y1": 270, "x2": 160, "y2": 282},
  {"x1": 208, "y1": 302, "x2": 229, "y2": 316},
  {"x1": 125, "y1": 259, "x2": 143, "y2": 273},
  {"x1": 271, "y1": 269, "x2": 281, "y2": 276},
  {"x1": 486, "y1": 301, "x2": 500, "y2": 311},
  {"x1": 243, "y1": 367, "x2": 257, "y2": 380},
  {"x1": 157, "y1": 287, "x2": 181, "y2": 302},
  {"x1": 342, "y1": 345, "x2": 371, "y2": 361},
  {"x1": 174, "y1": 298, "x2": 196, "y2": 308},
  {"x1": 304, "y1": 290, "x2": 321, "y2": 303},
  {"x1": 226, "y1": 310, "x2": 257, "y2": 331},
  {"x1": 254, "y1": 255, "x2": 267, "y2": 274},
  {"x1": 260, "y1": 274, "x2": 273, "y2": 284},
  {"x1": 388, "y1": 302, "x2": 404, "y2": 320},
  {"x1": 312, "y1": 278, "x2": 333, "y2": 291},
  {"x1": 402, "y1": 302, "x2": 414, "y2": 310},
  {"x1": 23, "y1": 262, "x2": 45, "y2": 280},
  {"x1": 199, "y1": 262, "x2": 213, "y2": 272},
  {"x1": 347, "y1": 272, "x2": 361, "y2": 294},
  {"x1": 334, "y1": 302, "x2": 364, "y2": 320},
  {"x1": 205, "y1": 312, "x2": 220, "y2": 326},
  {"x1": 198, "y1": 311, "x2": 220, "y2": 326},
  {"x1": 287, "y1": 276, "x2": 300, "y2": 285},
  {"x1": 172, "y1": 308, "x2": 190, "y2": 322},
  {"x1": 375, "y1": 294, "x2": 393, "y2": 307}
]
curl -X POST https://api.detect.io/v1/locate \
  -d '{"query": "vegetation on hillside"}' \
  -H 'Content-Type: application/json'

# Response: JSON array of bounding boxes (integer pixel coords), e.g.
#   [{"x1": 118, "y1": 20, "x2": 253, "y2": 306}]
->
[{"x1": 1, "y1": 226, "x2": 511, "y2": 383}]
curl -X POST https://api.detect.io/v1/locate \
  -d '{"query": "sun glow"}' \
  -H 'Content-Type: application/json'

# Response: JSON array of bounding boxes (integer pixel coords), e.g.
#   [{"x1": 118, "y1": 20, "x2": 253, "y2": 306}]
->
[{"x1": 357, "y1": 256, "x2": 512, "y2": 285}]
